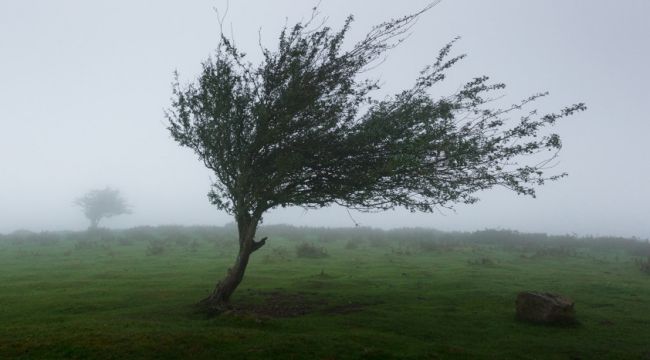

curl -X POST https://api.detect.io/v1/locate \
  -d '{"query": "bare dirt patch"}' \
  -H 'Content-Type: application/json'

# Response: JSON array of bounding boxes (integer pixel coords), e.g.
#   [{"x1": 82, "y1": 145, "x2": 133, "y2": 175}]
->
[
  {"x1": 321, "y1": 301, "x2": 368, "y2": 315},
  {"x1": 223, "y1": 290, "x2": 375, "y2": 318}
]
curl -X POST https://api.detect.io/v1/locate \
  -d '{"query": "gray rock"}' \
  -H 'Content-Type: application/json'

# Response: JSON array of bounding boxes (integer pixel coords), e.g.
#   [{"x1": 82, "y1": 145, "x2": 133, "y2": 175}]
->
[{"x1": 515, "y1": 292, "x2": 576, "y2": 325}]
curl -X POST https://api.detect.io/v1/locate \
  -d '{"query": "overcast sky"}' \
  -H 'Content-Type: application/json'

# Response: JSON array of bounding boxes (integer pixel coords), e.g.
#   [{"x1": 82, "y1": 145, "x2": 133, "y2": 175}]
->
[{"x1": 1, "y1": 0, "x2": 648, "y2": 238}]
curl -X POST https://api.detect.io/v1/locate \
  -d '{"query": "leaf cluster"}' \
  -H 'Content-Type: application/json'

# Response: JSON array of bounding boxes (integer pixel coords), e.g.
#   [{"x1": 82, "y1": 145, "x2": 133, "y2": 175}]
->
[
  {"x1": 75, "y1": 187, "x2": 130, "y2": 224},
  {"x1": 166, "y1": 5, "x2": 585, "y2": 218}
]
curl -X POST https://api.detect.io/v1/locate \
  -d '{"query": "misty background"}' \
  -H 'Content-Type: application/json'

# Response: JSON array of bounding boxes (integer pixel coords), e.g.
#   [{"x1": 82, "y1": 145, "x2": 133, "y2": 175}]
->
[{"x1": 0, "y1": 0, "x2": 648, "y2": 238}]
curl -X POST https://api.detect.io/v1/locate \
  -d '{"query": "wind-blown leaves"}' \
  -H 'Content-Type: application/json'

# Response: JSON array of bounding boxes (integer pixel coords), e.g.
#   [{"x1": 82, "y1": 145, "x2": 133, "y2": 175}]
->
[{"x1": 166, "y1": 6, "x2": 586, "y2": 219}]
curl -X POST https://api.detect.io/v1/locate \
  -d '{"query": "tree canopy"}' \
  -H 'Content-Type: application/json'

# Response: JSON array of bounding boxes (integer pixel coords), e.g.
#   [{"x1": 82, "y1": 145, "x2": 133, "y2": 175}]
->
[
  {"x1": 167, "y1": 8, "x2": 585, "y2": 220},
  {"x1": 166, "y1": 4, "x2": 585, "y2": 308},
  {"x1": 75, "y1": 187, "x2": 130, "y2": 229}
]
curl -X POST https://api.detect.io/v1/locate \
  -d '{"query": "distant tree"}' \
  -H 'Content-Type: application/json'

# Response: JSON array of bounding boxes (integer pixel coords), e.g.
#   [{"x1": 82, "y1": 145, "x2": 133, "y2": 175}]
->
[
  {"x1": 166, "y1": 5, "x2": 585, "y2": 310},
  {"x1": 75, "y1": 187, "x2": 130, "y2": 229}
]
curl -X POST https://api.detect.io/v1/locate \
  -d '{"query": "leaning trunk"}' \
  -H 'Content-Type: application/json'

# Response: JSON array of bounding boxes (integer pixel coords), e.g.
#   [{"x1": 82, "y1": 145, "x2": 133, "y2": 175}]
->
[{"x1": 199, "y1": 214, "x2": 266, "y2": 311}]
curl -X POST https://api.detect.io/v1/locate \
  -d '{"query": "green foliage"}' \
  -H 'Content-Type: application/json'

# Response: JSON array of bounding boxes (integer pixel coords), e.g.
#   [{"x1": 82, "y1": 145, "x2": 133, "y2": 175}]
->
[
  {"x1": 74, "y1": 187, "x2": 130, "y2": 229},
  {"x1": 166, "y1": 6, "x2": 586, "y2": 220},
  {"x1": 295, "y1": 242, "x2": 328, "y2": 258}
]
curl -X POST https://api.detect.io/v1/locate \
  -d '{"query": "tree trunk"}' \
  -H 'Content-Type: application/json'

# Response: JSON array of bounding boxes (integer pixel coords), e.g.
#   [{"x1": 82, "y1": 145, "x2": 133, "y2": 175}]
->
[
  {"x1": 199, "y1": 214, "x2": 266, "y2": 311},
  {"x1": 89, "y1": 217, "x2": 100, "y2": 230}
]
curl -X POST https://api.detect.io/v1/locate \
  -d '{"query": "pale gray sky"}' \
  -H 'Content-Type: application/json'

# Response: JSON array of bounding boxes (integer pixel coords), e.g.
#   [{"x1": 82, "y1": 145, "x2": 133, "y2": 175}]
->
[{"x1": 1, "y1": 0, "x2": 648, "y2": 238}]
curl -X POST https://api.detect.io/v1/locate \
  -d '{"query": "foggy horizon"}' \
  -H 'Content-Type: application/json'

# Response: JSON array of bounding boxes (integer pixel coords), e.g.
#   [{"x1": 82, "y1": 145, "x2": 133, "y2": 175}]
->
[{"x1": 1, "y1": 0, "x2": 648, "y2": 239}]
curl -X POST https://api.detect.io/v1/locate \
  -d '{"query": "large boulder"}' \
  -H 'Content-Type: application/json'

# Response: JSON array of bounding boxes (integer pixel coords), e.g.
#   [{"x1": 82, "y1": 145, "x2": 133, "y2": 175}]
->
[{"x1": 515, "y1": 292, "x2": 576, "y2": 325}]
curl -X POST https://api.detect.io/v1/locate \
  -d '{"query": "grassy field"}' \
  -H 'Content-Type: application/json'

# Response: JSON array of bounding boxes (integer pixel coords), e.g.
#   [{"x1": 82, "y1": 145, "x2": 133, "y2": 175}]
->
[{"x1": 1, "y1": 226, "x2": 649, "y2": 359}]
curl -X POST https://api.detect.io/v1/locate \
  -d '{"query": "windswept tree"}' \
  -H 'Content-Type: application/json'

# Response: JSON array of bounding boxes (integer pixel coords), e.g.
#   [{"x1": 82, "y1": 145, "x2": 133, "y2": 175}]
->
[
  {"x1": 166, "y1": 5, "x2": 585, "y2": 310},
  {"x1": 75, "y1": 187, "x2": 130, "y2": 229}
]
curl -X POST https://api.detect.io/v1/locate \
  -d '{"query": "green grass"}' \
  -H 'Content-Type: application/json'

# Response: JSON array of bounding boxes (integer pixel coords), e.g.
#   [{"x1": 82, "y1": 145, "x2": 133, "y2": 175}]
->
[{"x1": 0, "y1": 227, "x2": 649, "y2": 359}]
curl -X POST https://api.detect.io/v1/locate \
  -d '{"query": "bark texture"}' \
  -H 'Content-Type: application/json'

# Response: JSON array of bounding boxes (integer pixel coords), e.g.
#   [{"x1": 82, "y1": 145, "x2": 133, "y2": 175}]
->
[{"x1": 199, "y1": 215, "x2": 266, "y2": 310}]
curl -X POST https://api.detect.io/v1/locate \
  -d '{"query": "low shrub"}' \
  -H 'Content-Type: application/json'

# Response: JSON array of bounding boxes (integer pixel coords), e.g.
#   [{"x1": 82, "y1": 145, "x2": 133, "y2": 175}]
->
[
  {"x1": 7, "y1": 231, "x2": 60, "y2": 246},
  {"x1": 296, "y1": 243, "x2": 328, "y2": 258},
  {"x1": 262, "y1": 246, "x2": 291, "y2": 263},
  {"x1": 390, "y1": 247, "x2": 412, "y2": 256},
  {"x1": 634, "y1": 257, "x2": 650, "y2": 274},
  {"x1": 468, "y1": 257, "x2": 496, "y2": 266},
  {"x1": 146, "y1": 239, "x2": 166, "y2": 256}
]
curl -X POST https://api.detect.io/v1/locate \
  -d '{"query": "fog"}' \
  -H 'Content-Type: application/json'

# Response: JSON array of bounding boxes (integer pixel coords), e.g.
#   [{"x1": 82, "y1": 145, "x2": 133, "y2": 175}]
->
[{"x1": 1, "y1": 0, "x2": 648, "y2": 239}]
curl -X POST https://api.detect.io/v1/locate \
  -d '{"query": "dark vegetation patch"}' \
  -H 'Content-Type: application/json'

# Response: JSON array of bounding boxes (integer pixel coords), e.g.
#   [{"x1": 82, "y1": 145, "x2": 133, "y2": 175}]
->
[
  {"x1": 4, "y1": 230, "x2": 61, "y2": 247},
  {"x1": 5, "y1": 225, "x2": 646, "y2": 259},
  {"x1": 390, "y1": 246, "x2": 412, "y2": 256},
  {"x1": 321, "y1": 301, "x2": 369, "y2": 315},
  {"x1": 635, "y1": 257, "x2": 650, "y2": 274},
  {"x1": 467, "y1": 257, "x2": 497, "y2": 266},
  {"x1": 226, "y1": 291, "x2": 327, "y2": 318},
  {"x1": 224, "y1": 290, "x2": 373, "y2": 318},
  {"x1": 295, "y1": 242, "x2": 328, "y2": 258}
]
